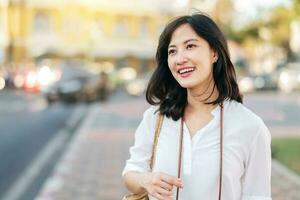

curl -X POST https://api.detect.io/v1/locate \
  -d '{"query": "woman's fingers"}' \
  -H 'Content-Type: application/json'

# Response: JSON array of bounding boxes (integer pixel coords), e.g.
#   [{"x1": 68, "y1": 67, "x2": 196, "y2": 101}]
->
[
  {"x1": 159, "y1": 180, "x2": 173, "y2": 191},
  {"x1": 152, "y1": 192, "x2": 172, "y2": 200},
  {"x1": 146, "y1": 172, "x2": 183, "y2": 200},
  {"x1": 160, "y1": 173, "x2": 183, "y2": 188},
  {"x1": 155, "y1": 185, "x2": 173, "y2": 196}
]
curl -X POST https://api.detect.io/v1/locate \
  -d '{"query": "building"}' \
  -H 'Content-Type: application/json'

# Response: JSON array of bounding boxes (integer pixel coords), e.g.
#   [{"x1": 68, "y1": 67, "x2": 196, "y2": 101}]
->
[
  {"x1": 3, "y1": 0, "x2": 190, "y2": 73},
  {"x1": 0, "y1": 0, "x2": 9, "y2": 64}
]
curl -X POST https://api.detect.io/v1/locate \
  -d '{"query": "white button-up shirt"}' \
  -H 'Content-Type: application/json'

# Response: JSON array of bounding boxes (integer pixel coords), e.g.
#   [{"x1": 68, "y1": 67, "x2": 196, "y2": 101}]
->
[{"x1": 122, "y1": 100, "x2": 272, "y2": 200}]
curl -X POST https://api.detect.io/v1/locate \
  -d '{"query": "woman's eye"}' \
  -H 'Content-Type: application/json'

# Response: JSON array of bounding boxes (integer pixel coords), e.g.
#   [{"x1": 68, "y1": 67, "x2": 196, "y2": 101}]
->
[
  {"x1": 168, "y1": 49, "x2": 176, "y2": 55},
  {"x1": 187, "y1": 44, "x2": 196, "y2": 49}
]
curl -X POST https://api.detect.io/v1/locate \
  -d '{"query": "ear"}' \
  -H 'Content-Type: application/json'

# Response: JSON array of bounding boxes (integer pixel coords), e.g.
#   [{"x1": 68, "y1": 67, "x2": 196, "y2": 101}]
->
[{"x1": 212, "y1": 50, "x2": 218, "y2": 63}]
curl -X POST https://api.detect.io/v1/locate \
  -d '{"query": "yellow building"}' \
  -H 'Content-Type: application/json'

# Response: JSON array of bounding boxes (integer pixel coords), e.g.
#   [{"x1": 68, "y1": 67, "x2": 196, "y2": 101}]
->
[
  {"x1": 3, "y1": 0, "x2": 190, "y2": 72},
  {"x1": 0, "y1": 0, "x2": 9, "y2": 63}
]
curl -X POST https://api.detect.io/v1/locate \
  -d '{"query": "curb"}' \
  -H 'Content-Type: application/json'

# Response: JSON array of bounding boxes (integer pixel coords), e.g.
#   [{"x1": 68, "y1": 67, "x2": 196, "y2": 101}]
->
[
  {"x1": 35, "y1": 102, "x2": 99, "y2": 199},
  {"x1": 2, "y1": 103, "x2": 89, "y2": 200},
  {"x1": 272, "y1": 159, "x2": 300, "y2": 186}
]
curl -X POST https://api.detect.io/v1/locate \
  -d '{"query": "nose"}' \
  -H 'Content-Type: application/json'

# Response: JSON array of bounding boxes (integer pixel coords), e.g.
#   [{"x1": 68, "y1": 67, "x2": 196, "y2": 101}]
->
[{"x1": 175, "y1": 50, "x2": 188, "y2": 66}]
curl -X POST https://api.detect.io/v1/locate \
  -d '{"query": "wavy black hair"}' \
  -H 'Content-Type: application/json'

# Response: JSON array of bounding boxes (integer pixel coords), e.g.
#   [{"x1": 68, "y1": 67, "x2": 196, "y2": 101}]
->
[{"x1": 146, "y1": 13, "x2": 243, "y2": 121}]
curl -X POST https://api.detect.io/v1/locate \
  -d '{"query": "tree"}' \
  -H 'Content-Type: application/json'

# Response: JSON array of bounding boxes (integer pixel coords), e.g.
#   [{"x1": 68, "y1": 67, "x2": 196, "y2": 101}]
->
[
  {"x1": 211, "y1": 0, "x2": 235, "y2": 36},
  {"x1": 230, "y1": 1, "x2": 299, "y2": 61}
]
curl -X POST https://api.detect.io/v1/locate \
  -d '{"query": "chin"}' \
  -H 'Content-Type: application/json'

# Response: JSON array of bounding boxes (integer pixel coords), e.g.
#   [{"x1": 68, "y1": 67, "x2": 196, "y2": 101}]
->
[{"x1": 178, "y1": 81, "x2": 197, "y2": 89}]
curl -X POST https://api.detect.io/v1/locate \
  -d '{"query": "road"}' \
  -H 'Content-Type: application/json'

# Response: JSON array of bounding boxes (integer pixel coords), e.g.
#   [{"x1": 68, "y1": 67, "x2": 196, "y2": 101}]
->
[
  {"x1": 244, "y1": 91, "x2": 300, "y2": 137},
  {"x1": 0, "y1": 90, "x2": 87, "y2": 200}
]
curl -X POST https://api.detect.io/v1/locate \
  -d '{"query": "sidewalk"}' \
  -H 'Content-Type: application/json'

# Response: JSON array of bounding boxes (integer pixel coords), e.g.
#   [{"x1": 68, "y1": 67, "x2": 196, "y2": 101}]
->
[{"x1": 36, "y1": 97, "x2": 300, "y2": 200}]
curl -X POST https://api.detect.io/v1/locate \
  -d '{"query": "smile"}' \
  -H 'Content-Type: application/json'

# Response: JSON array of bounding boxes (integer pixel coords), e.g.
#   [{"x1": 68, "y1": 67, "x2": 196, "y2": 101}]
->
[{"x1": 178, "y1": 67, "x2": 195, "y2": 75}]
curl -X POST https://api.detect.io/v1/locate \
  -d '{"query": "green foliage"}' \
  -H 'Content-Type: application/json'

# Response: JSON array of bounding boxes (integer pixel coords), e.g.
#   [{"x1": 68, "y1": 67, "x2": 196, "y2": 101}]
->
[
  {"x1": 293, "y1": 0, "x2": 300, "y2": 14},
  {"x1": 272, "y1": 138, "x2": 300, "y2": 175},
  {"x1": 228, "y1": 21, "x2": 263, "y2": 43},
  {"x1": 267, "y1": 6, "x2": 293, "y2": 45},
  {"x1": 230, "y1": 1, "x2": 300, "y2": 60}
]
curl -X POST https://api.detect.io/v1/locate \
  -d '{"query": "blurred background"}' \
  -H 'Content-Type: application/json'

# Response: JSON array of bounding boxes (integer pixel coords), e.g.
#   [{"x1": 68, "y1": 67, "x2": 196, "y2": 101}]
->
[
  {"x1": 1, "y1": 0, "x2": 300, "y2": 96},
  {"x1": 0, "y1": 0, "x2": 300, "y2": 199}
]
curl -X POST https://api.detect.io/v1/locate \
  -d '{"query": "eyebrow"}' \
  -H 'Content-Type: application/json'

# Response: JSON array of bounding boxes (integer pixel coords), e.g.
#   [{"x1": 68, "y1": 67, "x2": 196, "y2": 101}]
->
[{"x1": 168, "y1": 38, "x2": 198, "y2": 49}]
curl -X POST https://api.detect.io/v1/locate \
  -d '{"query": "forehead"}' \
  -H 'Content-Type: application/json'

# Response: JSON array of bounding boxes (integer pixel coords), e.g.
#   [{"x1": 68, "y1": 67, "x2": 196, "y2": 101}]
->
[{"x1": 169, "y1": 23, "x2": 203, "y2": 45}]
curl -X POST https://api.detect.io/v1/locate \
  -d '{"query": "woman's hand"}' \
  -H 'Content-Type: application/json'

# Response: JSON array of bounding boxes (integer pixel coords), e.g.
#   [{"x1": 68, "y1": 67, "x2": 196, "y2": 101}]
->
[{"x1": 139, "y1": 172, "x2": 183, "y2": 200}]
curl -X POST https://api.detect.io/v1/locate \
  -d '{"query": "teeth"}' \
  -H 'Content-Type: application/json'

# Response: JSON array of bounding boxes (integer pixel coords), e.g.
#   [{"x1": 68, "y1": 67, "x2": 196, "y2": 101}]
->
[{"x1": 178, "y1": 67, "x2": 195, "y2": 74}]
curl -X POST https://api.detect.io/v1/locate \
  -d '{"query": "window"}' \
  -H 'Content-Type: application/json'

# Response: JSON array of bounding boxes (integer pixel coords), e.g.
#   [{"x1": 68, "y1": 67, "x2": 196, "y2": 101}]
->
[
  {"x1": 33, "y1": 13, "x2": 51, "y2": 33},
  {"x1": 95, "y1": 19, "x2": 104, "y2": 36},
  {"x1": 139, "y1": 17, "x2": 149, "y2": 37},
  {"x1": 97, "y1": 19, "x2": 104, "y2": 33},
  {"x1": 116, "y1": 58, "x2": 128, "y2": 69},
  {"x1": 114, "y1": 18, "x2": 128, "y2": 37},
  {"x1": 0, "y1": 15, "x2": 2, "y2": 31},
  {"x1": 63, "y1": 16, "x2": 80, "y2": 35}
]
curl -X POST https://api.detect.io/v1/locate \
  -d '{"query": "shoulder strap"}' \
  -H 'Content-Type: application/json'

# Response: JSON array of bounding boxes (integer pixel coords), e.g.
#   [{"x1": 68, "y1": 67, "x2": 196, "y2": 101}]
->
[
  {"x1": 218, "y1": 102, "x2": 224, "y2": 200},
  {"x1": 149, "y1": 113, "x2": 164, "y2": 170}
]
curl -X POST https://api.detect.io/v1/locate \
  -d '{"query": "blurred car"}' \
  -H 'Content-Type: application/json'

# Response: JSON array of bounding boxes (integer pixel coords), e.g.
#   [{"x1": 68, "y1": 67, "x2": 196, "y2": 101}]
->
[
  {"x1": 239, "y1": 73, "x2": 278, "y2": 93},
  {"x1": 42, "y1": 66, "x2": 112, "y2": 103},
  {"x1": 43, "y1": 76, "x2": 89, "y2": 103},
  {"x1": 278, "y1": 62, "x2": 300, "y2": 93},
  {"x1": 81, "y1": 72, "x2": 114, "y2": 102}
]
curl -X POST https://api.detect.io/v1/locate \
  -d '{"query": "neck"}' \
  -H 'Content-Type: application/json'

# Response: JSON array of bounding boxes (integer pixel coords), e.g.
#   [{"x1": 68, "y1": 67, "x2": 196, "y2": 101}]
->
[{"x1": 186, "y1": 78, "x2": 219, "y2": 114}]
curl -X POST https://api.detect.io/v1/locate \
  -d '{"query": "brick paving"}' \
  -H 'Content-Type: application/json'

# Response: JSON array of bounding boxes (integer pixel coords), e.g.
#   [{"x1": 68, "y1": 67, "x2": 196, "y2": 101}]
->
[{"x1": 36, "y1": 97, "x2": 300, "y2": 200}]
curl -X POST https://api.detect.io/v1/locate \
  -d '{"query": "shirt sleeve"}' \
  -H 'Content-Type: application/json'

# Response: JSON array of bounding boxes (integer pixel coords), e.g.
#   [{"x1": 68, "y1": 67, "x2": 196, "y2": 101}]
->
[
  {"x1": 241, "y1": 121, "x2": 272, "y2": 200},
  {"x1": 122, "y1": 106, "x2": 157, "y2": 177}
]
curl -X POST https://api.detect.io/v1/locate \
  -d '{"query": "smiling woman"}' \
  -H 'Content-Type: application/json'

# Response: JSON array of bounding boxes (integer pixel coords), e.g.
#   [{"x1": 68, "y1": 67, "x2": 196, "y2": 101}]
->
[
  {"x1": 167, "y1": 24, "x2": 216, "y2": 93},
  {"x1": 147, "y1": 13, "x2": 242, "y2": 121},
  {"x1": 122, "y1": 12, "x2": 272, "y2": 200}
]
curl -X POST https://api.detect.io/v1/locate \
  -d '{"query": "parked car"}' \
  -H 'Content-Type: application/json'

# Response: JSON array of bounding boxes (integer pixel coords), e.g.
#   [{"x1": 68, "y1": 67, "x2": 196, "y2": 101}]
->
[
  {"x1": 278, "y1": 62, "x2": 300, "y2": 93},
  {"x1": 42, "y1": 66, "x2": 112, "y2": 103},
  {"x1": 238, "y1": 73, "x2": 278, "y2": 93},
  {"x1": 43, "y1": 75, "x2": 88, "y2": 103}
]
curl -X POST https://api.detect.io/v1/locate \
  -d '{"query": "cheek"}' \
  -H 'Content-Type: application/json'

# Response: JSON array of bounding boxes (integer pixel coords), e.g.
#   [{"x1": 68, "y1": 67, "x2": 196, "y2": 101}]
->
[{"x1": 167, "y1": 58, "x2": 175, "y2": 72}]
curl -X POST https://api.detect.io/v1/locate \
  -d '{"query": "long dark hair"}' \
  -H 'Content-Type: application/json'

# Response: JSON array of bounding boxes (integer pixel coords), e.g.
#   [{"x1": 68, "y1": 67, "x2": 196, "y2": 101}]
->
[{"x1": 146, "y1": 13, "x2": 243, "y2": 121}]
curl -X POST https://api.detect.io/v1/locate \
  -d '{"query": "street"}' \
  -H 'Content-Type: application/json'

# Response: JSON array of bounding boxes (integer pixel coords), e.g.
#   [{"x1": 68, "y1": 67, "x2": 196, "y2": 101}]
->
[
  {"x1": 1, "y1": 90, "x2": 300, "y2": 200},
  {"x1": 36, "y1": 90, "x2": 300, "y2": 200},
  {"x1": 0, "y1": 90, "x2": 87, "y2": 200}
]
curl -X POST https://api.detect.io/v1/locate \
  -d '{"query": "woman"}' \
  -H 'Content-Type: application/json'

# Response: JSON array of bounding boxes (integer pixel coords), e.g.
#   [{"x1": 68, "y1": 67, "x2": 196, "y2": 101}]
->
[{"x1": 122, "y1": 13, "x2": 272, "y2": 200}]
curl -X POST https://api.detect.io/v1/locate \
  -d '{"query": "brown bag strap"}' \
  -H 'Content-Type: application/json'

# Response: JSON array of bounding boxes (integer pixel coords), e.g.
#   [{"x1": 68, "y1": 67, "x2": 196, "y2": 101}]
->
[
  {"x1": 176, "y1": 118, "x2": 184, "y2": 200},
  {"x1": 176, "y1": 102, "x2": 224, "y2": 200},
  {"x1": 150, "y1": 113, "x2": 164, "y2": 170},
  {"x1": 122, "y1": 114, "x2": 163, "y2": 200},
  {"x1": 218, "y1": 102, "x2": 224, "y2": 200}
]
